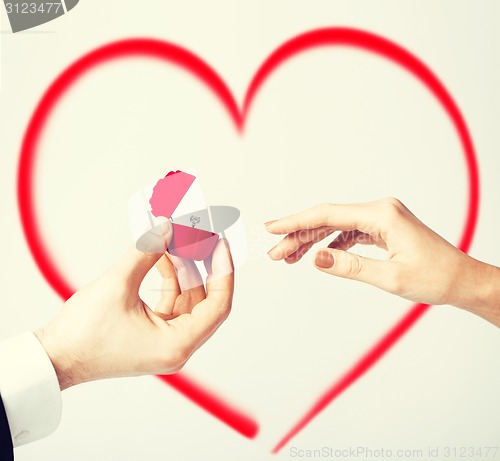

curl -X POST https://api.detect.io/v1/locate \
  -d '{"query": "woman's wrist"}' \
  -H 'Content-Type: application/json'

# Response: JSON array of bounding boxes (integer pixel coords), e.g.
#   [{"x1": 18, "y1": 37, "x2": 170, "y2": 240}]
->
[{"x1": 451, "y1": 256, "x2": 500, "y2": 327}]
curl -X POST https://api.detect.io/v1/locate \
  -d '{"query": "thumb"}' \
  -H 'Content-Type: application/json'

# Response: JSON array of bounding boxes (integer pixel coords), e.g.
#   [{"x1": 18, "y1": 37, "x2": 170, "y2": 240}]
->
[
  {"x1": 116, "y1": 220, "x2": 173, "y2": 288},
  {"x1": 313, "y1": 248, "x2": 394, "y2": 291}
]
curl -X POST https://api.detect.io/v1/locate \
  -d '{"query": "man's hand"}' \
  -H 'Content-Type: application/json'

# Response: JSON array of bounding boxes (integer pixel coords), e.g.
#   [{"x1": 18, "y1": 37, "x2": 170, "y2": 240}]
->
[
  {"x1": 35, "y1": 223, "x2": 234, "y2": 390},
  {"x1": 266, "y1": 198, "x2": 500, "y2": 327}
]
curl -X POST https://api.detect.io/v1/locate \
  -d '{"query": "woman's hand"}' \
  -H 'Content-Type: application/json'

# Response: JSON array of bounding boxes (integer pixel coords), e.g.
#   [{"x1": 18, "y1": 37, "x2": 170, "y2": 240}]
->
[{"x1": 266, "y1": 198, "x2": 500, "y2": 327}]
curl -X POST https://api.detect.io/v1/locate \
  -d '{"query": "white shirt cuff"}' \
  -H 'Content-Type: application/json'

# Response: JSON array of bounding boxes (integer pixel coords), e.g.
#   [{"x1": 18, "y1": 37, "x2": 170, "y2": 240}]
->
[{"x1": 0, "y1": 332, "x2": 62, "y2": 446}]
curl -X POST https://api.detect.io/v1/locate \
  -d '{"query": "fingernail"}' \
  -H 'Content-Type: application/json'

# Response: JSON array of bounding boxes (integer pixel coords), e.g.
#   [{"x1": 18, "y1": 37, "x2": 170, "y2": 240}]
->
[
  {"x1": 267, "y1": 245, "x2": 278, "y2": 258},
  {"x1": 315, "y1": 250, "x2": 334, "y2": 268},
  {"x1": 264, "y1": 220, "x2": 277, "y2": 227}
]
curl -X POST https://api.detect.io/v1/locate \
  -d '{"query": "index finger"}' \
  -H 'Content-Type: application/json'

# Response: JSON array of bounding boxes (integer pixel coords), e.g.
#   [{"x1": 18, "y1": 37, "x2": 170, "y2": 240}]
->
[{"x1": 264, "y1": 202, "x2": 379, "y2": 235}]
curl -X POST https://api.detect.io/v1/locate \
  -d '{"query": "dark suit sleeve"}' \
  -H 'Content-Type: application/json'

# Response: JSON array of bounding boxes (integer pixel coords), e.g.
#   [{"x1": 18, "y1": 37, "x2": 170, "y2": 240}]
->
[{"x1": 0, "y1": 395, "x2": 14, "y2": 461}]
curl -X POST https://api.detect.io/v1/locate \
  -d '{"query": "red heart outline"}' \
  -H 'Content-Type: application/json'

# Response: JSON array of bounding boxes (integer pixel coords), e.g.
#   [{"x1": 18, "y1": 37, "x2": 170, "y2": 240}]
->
[{"x1": 17, "y1": 28, "x2": 479, "y2": 453}]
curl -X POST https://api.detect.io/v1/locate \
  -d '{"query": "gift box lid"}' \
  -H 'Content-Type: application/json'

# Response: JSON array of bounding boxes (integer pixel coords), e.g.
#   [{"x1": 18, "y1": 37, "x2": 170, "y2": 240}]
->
[{"x1": 149, "y1": 170, "x2": 196, "y2": 219}]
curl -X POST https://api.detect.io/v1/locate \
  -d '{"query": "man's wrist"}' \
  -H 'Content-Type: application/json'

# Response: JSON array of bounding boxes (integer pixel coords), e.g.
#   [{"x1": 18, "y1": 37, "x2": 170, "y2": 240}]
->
[{"x1": 34, "y1": 328, "x2": 79, "y2": 391}]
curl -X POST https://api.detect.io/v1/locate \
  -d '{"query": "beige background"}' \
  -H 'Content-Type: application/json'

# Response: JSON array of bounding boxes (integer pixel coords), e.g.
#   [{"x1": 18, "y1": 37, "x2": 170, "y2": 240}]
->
[{"x1": 1, "y1": 1, "x2": 500, "y2": 460}]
